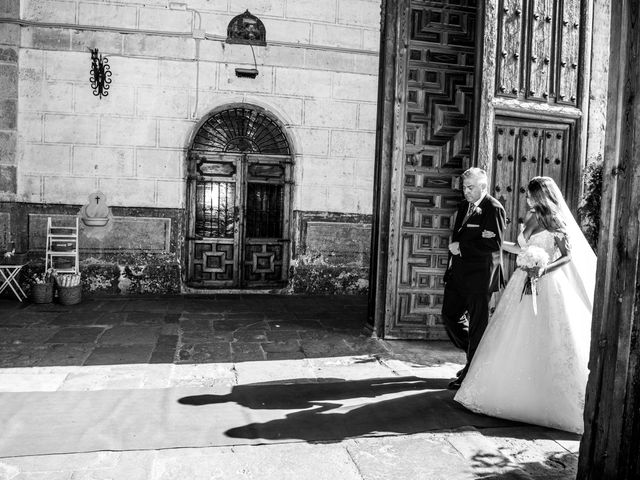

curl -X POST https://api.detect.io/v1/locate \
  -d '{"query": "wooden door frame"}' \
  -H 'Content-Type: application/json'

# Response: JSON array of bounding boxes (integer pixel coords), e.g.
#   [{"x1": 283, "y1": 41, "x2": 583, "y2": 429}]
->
[{"x1": 368, "y1": 0, "x2": 486, "y2": 338}]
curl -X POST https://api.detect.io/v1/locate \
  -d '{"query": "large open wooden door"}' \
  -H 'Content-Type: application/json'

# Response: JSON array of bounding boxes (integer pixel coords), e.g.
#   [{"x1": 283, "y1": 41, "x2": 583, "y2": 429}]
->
[{"x1": 370, "y1": 0, "x2": 481, "y2": 339}]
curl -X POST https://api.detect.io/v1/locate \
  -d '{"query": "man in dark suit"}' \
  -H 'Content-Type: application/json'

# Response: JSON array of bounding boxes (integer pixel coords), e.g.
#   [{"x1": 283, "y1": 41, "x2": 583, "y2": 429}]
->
[{"x1": 443, "y1": 167, "x2": 506, "y2": 389}]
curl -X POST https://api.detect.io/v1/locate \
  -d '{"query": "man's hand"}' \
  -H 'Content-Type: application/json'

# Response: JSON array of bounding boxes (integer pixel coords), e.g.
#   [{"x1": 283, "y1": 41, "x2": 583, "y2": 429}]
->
[
  {"x1": 481, "y1": 230, "x2": 496, "y2": 239},
  {"x1": 448, "y1": 241, "x2": 461, "y2": 255}
]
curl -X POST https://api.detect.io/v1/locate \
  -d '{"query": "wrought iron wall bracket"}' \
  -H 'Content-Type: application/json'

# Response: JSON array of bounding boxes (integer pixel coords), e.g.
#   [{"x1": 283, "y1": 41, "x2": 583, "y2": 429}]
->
[{"x1": 88, "y1": 48, "x2": 112, "y2": 99}]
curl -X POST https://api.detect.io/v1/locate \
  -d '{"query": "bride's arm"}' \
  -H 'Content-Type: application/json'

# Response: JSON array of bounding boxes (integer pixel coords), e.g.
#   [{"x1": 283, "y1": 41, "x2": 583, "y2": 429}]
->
[
  {"x1": 481, "y1": 231, "x2": 521, "y2": 254},
  {"x1": 543, "y1": 232, "x2": 572, "y2": 274},
  {"x1": 501, "y1": 241, "x2": 521, "y2": 255}
]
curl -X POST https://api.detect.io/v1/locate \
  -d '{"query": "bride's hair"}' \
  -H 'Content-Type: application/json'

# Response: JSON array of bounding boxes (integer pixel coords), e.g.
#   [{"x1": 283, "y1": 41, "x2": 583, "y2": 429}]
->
[{"x1": 527, "y1": 176, "x2": 567, "y2": 233}]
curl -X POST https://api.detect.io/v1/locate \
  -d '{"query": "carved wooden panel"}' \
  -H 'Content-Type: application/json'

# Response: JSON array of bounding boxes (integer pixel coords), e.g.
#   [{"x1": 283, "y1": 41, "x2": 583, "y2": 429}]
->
[
  {"x1": 496, "y1": 0, "x2": 582, "y2": 106},
  {"x1": 497, "y1": 0, "x2": 525, "y2": 96},
  {"x1": 388, "y1": 0, "x2": 478, "y2": 339},
  {"x1": 528, "y1": 0, "x2": 554, "y2": 100},
  {"x1": 557, "y1": 0, "x2": 581, "y2": 104}
]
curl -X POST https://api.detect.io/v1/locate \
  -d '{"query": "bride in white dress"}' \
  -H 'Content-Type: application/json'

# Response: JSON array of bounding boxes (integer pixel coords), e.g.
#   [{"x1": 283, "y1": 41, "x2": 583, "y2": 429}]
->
[{"x1": 454, "y1": 176, "x2": 596, "y2": 434}]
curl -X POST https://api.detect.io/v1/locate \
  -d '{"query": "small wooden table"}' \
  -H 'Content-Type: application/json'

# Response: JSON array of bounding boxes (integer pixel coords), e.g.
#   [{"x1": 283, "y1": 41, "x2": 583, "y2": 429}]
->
[{"x1": 0, "y1": 264, "x2": 27, "y2": 302}]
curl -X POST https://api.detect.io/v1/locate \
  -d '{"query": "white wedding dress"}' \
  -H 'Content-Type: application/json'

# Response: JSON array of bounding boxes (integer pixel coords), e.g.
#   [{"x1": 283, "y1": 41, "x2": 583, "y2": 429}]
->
[{"x1": 454, "y1": 227, "x2": 593, "y2": 434}]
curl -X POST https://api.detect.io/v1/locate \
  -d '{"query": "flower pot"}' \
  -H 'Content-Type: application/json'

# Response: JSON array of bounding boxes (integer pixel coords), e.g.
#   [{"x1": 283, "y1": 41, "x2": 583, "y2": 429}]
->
[
  {"x1": 30, "y1": 283, "x2": 53, "y2": 304},
  {"x1": 57, "y1": 284, "x2": 82, "y2": 305}
]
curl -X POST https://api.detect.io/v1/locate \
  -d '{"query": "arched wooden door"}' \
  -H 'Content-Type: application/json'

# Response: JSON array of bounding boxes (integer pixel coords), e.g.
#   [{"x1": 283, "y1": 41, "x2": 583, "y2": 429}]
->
[{"x1": 186, "y1": 105, "x2": 293, "y2": 289}]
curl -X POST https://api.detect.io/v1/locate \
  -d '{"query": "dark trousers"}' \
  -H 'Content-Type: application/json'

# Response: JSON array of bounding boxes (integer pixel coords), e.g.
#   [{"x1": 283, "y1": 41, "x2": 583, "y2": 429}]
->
[{"x1": 441, "y1": 285, "x2": 490, "y2": 378}]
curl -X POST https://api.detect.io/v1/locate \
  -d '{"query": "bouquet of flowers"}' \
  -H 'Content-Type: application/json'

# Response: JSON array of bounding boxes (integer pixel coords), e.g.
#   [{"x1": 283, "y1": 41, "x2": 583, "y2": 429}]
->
[{"x1": 516, "y1": 245, "x2": 549, "y2": 315}]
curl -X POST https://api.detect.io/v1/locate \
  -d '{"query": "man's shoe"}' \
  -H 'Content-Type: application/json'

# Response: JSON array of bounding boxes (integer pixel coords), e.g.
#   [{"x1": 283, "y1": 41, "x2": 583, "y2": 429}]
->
[
  {"x1": 448, "y1": 378, "x2": 463, "y2": 390},
  {"x1": 456, "y1": 368, "x2": 465, "y2": 377}
]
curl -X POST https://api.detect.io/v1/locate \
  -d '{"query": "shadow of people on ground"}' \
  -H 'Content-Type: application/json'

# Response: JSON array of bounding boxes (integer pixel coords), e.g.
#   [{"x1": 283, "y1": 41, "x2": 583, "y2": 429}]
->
[{"x1": 179, "y1": 376, "x2": 523, "y2": 442}]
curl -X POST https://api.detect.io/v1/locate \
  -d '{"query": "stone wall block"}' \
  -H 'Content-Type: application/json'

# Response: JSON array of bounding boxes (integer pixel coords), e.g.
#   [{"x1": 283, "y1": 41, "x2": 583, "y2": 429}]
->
[
  {"x1": 17, "y1": 112, "x2": 43, "y2": 142},
  {"x1": 196, "y1": 62, "x2": 217, "y2": 91},
  {"x1": 20, "y1": 143, "x2": 71, "y2": 173},
  {"x1": 73, "y1": 146, "x2": 135, "y2": 177},
  {"x1": 98, "y1": 178, "x2": 156, "y2": 206},
  {"x1": 137, "y1": 87, "x2": 191, "y2": 118},
  {"x1": 0, "y1": 99, "x2": 17, "y2": 129},
  {"x1": 157, "y1": 119, "x2": 195, "y2": 149},
  {"x1": 297, "y1": 185, "x2": 328, "y2": 211},
  {"x1": 43, "y1": 175, "x2": 97, "y2": 204},
  {"x1": 158, "y1": 60, "x2": 197, "y2": 87},
  {"x1": 330, "y1": 130, "x2": 376, "y2": 158},
  {"x1": 22, "y1": 27, "x2": 70, "y2": 51},
  {"x1": 286, "y1": 0, "x2": 336, "y2": 23},
  {"x1": 312, "y1": 24, "x2": 362, "y2": 50},
  {"x1": 44, "y1": 114, "x2": 98, "y2": 144},
  {"x1": 0, "y1": 165, "x2": 16, "y2": 193},
  {"x1": 260, "y1": 45, "x2": 306, "y2": 69},
  {"x1": 197, "y1": 40, "x2": 225, "y2": 62},
  {"x1": 199, "y1": 12, "x2": 232, "y2": 38},
  {"x1": 355, "y1": 158, "x2": 375, "y2": 187},
  {"x1": 156, "y1": 180, "x2": 184, "y2": 208},
  {"x1": 274, "y1": 68, "x2": 331, "y2": 97},
  {"x1": 0, "y1": 46, "x2": 18, "y2": 63},
  {"x1": 139, "y1": 7, "x2": 192, "y2": 33},
  {"x1": 0, "y1": 0, "x2": 19, "y2": 17},
  {"x1": 358, "y1": 102, "x2": 377, "y2": 130},
  {"x1": 363, "y1": 29, "x2": 380, "y2": 52},
  {"x1": 193, "y1": 91, "x2": 230, "y2": 118},
  {"x1": 18, "y1": 175, "x2": 41, "y2": 202},
  {"x1": 355, "y1": 187, "x2": 373, "y2": 214},
  {"x1": 123, "y1": 35, "x2": 194, "y2": 60},
  {"x1": 338, "y1": 0, "x2": 381, "y2": 28},
  {"x1": 293, "y1": 128, "x2": 329, "y2": 156},
  {"x1": 304, "y1": 49, "x2": 355, "y2": 73},
  {"x1": 262, "y1": 18, "x2": 310, "y2": 44},
  {"x1": 325, "y1": 186, "x2": 359, "y2": 212},
  {"x1": 218, "y1": 65, "x2": 274, "y2": 94},
  {"x1": 304, "y1": 99, "x2": 357, "y2": 129},
  {"x1": 23, "y1": 0, "x2": 76, "y2": 23},
  {"x1": 0, "y1": 64, "x2": 17, "y2": 99},
  {"x1": 0, "y1": 131, "x2": 16, "y2": 162},
  {"x1": 251, "y1": 95, "x2": 303, "y2": 125},
  {"x1": 22, "y1": 81, "x2": 74, "y2": 113},
  {"x1": 78, "y1": 2, "x2": 137, "y2": 29},
  {"x1": 332, "y1": 72, "x2": 378, "y2": 101},
  {"x1": 353, "y1": 54, "x2": 380, "y2": 76},
  {"x1": 301, "y1": 157, "x2": 354, "y2": 186},
  {"x1": 75, "y1": 84, "x2": 135, "y2": 116},
  {"x1": 229, "y1": 0, "x2": 285, "y2": 17},
  {"x1": 137, "y1": 148, "x2": 182, "y2": 178},
  {"x1": 110, "y1": 56, "x2": 159, "y2": 87},
  {"x1": 0, "y1": 24, "x2": 20, "y2": 45},
  {"x1": 186, "y1": 0, "x2": 227, "y2": 12},
  {"x1": 44, "y1": 51, "x2": 89, "y2": 82},
  {"x1": 100, "y1": 117, "x2": 156, "y2": 147},
  {"x1": 71, "y1": 31, "x2": 124, "y2": 55}
]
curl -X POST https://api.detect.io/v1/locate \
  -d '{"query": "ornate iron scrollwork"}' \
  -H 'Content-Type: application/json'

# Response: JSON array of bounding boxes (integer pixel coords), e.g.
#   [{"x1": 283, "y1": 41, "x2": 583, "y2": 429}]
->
[
  {"x1": 88, "y1": 48, "x2": 112, "y2": 99},
  {"x1": 226, "y1": 10, "x2": 266, "y2": 46}
]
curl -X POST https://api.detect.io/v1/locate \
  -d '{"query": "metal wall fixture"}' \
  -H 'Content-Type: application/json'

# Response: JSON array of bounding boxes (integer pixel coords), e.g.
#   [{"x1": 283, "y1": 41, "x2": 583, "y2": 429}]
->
[
  {"x1": 226, "y1": 10, "x2": 265, "y2": 79},
  {"x1": 88, "y1": 48, "x2": 112, "y2": 99}
]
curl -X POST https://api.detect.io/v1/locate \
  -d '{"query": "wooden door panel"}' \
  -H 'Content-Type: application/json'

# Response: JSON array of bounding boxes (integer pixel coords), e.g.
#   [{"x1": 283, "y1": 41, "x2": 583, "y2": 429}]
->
[
  {"x1": 497, "y1": 0, "x2": 525, "y2": 96},
  {"x1": 387, "y1": 0, "x2": 478, "y2": 339},
  {"x1": 528, "y1": 0, "x2": 555, "y2": 100},
  {"x1": 557, "y1": 0, "x2": 581, "y2": 105},
  {"x1": 541, "y1": 127, "x2": 569, "y2": 187}
]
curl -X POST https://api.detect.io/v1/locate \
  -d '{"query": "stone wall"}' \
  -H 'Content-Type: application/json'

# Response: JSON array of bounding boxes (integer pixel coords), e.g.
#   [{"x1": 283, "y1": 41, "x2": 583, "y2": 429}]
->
[
  {"x1": 2, "y1": 0, "x2": 381, "y2": 294},
  {"x1": 14, "y1": 0, "x2": 380, "y2": 214}
]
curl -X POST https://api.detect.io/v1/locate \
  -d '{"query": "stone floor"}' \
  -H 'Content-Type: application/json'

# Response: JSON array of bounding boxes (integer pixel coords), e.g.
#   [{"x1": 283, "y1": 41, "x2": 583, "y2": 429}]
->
[{"x1": 0, "y1": 294, "x2": 581, "y2": 479}]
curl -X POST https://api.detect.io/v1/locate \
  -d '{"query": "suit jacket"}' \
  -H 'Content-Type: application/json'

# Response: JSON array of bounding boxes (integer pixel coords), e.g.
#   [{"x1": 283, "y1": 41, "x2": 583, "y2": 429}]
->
[{"x1": 445, "y1": 194, "x2": 506, "y2": 294}]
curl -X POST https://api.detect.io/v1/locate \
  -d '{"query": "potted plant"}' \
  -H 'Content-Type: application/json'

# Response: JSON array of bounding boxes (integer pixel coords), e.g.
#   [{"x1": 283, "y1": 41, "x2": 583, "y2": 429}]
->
[{"x1": 29, "y1": 268, "x2": 55, "y2": 304}]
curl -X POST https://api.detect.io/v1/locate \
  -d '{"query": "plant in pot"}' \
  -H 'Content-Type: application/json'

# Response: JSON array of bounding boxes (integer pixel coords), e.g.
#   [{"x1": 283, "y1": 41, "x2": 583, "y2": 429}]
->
[{"x1": 29, "y1": 268, "x2": 55, "y2": 304}]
